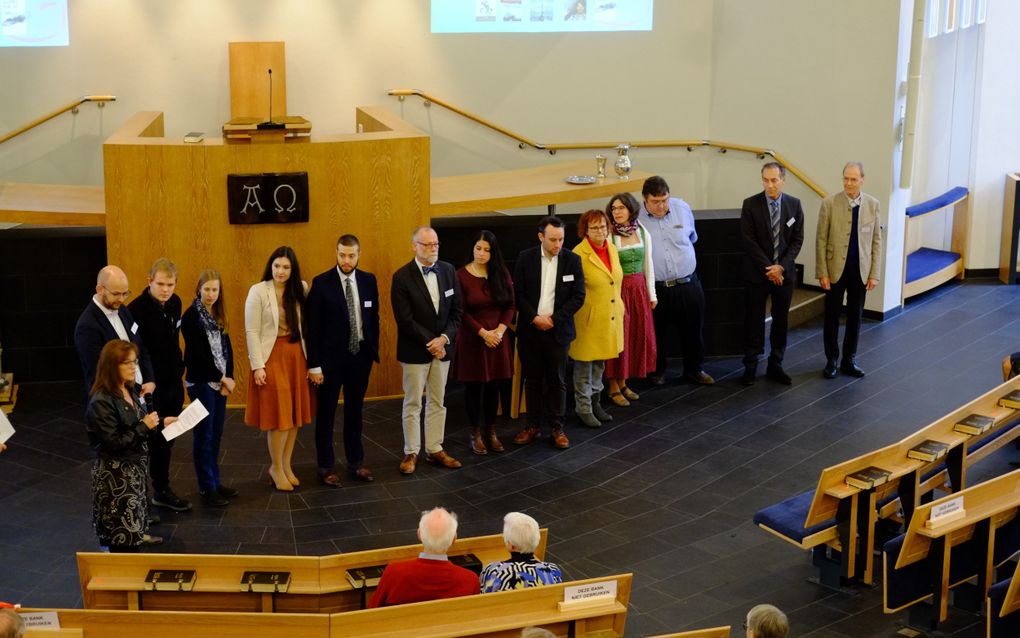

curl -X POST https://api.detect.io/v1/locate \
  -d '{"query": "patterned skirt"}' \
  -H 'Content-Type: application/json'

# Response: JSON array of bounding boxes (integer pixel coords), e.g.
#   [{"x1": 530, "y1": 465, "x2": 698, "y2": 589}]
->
[
  {"x1": 92, "y1": 455, "x2": 149, "y2": 547},
  {"x1": 245, "y1": 336, "x2": 314, "y2": 431},
  {"x1": 604, "y1": 273, "x2": 658, "y2": 379}
]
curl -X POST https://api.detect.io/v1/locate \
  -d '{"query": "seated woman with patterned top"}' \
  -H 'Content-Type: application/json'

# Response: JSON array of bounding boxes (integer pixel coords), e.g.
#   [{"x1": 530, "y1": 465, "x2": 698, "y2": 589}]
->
[{"x1": 480, "y1": 512, "x2": 563, "y2": 592}]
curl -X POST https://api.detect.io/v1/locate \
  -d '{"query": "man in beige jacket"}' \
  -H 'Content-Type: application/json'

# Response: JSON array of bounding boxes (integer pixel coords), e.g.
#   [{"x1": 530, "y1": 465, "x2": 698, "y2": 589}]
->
[{"x1": 816, "y1": 161, "x2": 883, "y2": 379}]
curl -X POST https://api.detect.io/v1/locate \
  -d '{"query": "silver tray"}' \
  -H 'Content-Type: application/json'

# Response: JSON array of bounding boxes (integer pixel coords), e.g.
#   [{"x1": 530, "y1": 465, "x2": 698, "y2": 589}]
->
[{"x1": 565, "y1": 175, "x2": 598, "y2": 185}]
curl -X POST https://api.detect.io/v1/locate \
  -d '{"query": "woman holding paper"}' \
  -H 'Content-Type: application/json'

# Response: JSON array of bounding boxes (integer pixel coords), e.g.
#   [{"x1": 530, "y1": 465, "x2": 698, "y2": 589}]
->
[
  {"x1": 244, "y1": 246, "x2": 313, "y2": 492},
  {"x1": 86, "y1": 339, "x2": 175, "y2": 552},
  {"x1": 182, "y1": 269, "x2": 236, "y2": 507}
]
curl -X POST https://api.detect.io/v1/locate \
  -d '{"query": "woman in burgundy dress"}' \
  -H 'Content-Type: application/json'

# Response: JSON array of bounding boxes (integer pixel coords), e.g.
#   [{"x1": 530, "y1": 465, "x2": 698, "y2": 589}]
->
[{"x1": 451, "y1": 230, "x2": 515, "y2": 455}]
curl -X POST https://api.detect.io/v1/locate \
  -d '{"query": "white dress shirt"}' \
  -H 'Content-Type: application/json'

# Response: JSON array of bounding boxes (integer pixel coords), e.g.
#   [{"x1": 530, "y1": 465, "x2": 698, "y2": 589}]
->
[
  {"x1": 92, "y1": 296, "x2": 142, "y2": 384},
  {"x1": 340, "y1": 266, "x2": 363, "y2": 342},
  {"x1": 416, "y1": 258, "x2": 441, "y2": 313},
  {"x1": 537, "y1": 248, "x2": 558, "y2": 317}
]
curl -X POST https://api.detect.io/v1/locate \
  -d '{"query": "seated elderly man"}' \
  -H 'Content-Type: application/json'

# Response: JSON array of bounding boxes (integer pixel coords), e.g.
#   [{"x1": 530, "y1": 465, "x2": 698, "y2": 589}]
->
[
  {"x1": 744, "y1": 604, "x2": 788, "y2": 638},
  {"x1": 480, "y1": 512, "x2": 563, "y2": 592},
  {"x1": 368, "y1": 507, "x2": 479, "y2": 607},
  {"x1": 0, "y1": 608, "x2": 25, "y2": 638}
]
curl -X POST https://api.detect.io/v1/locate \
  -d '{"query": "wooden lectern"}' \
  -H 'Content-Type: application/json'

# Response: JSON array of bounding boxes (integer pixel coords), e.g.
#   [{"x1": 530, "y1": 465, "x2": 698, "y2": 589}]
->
[{"x1": 224, "y1": 42, "x2": 310, "y2": 143}]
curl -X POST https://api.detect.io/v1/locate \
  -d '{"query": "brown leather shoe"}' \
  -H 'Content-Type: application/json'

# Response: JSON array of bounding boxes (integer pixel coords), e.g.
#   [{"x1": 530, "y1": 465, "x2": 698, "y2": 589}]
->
[
  {"x1": 425, "y1": 450, "x2": 462, "y2": 469},
  {"x1": 350, "y1": 467, "x2": 374, "y2": 482},
  {"x1": 550, "y1": 427, "x2": 570, "y2": 449},
  {"x1": 399, "y1": 453, "x2": 417, "y2": 475},
  {"x1": 484, "y1": 425, "x2": 504, "y2": 452},
  {"x1": 686, "y1": 370, "x2": 715, "y2": 385},
  {"x1": 319, "y1": 472, "x2": 342, "y2": 488},
  {"x1": 514, "y1": 425, "x2": 540, "y2": 445},
  {"x1": 469, "y1": 427, "x2": 487, "y2": 455},
  {"x1": 621, "y1": 386, "x2": 639, "y2": 401}
]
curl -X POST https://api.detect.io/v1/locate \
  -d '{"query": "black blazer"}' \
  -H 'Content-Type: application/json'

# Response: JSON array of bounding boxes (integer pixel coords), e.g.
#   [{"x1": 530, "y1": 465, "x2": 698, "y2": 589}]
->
[
  {"x1": 180, "y1": 305, "x2": 235, "y2": 384},
  {"x1": 513, "y1": 245, "x2": 586, "y2": 346},
  {"x1": 306, "y1": 267, "x2": 381, "y2": 370},
  {"x1": 390, "y1": 259, "x2": 462, "y2": 364},
  {"x1": 740, "y1": 192, "x2": 805, "y2": 284},
  {"x1": 74, "y1": 301, "x2": 154, "y2": 393},
  {"x1": 85, "y1": 388, "x2": 149, "y2": 462}
]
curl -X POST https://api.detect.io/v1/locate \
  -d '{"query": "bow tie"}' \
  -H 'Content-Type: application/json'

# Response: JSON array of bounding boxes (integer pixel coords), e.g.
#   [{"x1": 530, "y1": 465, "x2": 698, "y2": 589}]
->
[{"x1": 421, "y1": 264, "x2": 439, "y2": 276}]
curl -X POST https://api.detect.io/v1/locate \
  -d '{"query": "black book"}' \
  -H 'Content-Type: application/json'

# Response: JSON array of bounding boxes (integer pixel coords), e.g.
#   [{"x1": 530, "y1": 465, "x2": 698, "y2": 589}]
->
[
  {"x1": 999, "y1": 390, "x2": 1020, "y2": 410},
  {"x1": 345, "y1": 564, "x2": 387, "y2": 589},
  {"x1": 240, "y1": 571, "x2": 291, "y2": 593},
  {"x1": 450, "y1": 552, "x2": 482, "y2": 575},
  {"x1": 954, "y1": 413, "x2": 995, "y2": 435},
  {"x1": 844, "y1": 466, "x2": 892, "y2": 490},
  {"x1": 146, "y1": 569, "x2": 196, "y2": 592},
  {"x1": 907, "y1": 439, "x2": 950, "y2": 463}
]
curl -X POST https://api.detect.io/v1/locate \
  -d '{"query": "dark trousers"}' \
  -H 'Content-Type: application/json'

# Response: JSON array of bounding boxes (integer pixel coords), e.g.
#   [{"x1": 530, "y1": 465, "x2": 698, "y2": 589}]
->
[
  {"x1": 149, "y1": 381, "x2": 183, "y2": 493},
  {"x1": 188, "y1": 383, "x2": 227, "y2": 493},
  {"x1": 518, "y1": 328, "x2": 568, "y2": 430},
  {"x1": 652, "y1": 276, "x2": 706, "y2": 377},
  {"x1": 743, "y1": 279, "x2": 794, "y2": 367},
  {"x1": 464, "y1": 381, "x2": 500, "y2": 428},
  {"x1": 314, "y1": 348, "x2": 373, "y2": 472},
  {"x1": 823, "y1": 272, "x2": 867, "y2": 362}
]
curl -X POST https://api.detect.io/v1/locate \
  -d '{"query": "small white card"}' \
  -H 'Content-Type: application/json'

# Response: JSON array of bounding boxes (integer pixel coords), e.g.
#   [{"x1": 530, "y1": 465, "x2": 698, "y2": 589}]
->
[
  {"x1": 20, "y1": 611, "x2": 60, "y2": 628},
  {"x1": 563, "y1": 274, "x2": 575, "y2": 282},
  {"x1": 931, "y1": 496, "x2": 964, "y2": 522},
  {"x1": 162, "y1": 399, "x2": 210, "y2": 441},
  {"x1": 364, "y1": 300, "x2": 373, "y2": 308},
  {"x1": 444, "y1": 289, "x2": 454, "y2": 298},
  {"x1": 563, "y1": 579, "x2": 617, "y2": 604},
  {"x1": 0, "y1": 409, "x2": 14, "y2": 444},
  {"x1": 787, "y1": 217, "x2": 796, "y2": 227},
  {"x1": 130, "y1": 322, "x2": 139, "y2": 334}
]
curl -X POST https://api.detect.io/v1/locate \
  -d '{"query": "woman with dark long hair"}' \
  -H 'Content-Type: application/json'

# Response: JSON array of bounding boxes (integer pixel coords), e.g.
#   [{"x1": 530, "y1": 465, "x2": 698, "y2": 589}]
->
[
  {"x1": 182, "y1": 268, "x2": 236, "y2": 506},
  {"x1": 244, "y1": 246, "x2": 313, "y2": 492},
  {"x1": 86, "y1": 339, "x2": 172, "y2": 552},
  {"x1": 451, "y1": 230, "x2": 515, "y2": 454}
]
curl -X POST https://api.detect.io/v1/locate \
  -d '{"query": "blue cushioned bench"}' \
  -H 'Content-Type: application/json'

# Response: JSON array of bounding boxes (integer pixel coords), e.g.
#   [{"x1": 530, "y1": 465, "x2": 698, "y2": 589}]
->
[
  {"x1": 902, "y1": 186, "x2": 968, "y2": 301},
  {"x1": 988, "y1": 558, "x2": 1020, "y2": 638},
  {"x1": 755, "y1": 376, "x2": 1020, "y2": 589}
]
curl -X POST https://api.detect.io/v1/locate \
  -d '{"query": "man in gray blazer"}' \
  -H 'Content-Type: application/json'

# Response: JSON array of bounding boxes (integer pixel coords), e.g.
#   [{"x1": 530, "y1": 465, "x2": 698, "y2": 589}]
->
[{"x1": 816, "y1": 161, "x2": 883, "y2": 378}]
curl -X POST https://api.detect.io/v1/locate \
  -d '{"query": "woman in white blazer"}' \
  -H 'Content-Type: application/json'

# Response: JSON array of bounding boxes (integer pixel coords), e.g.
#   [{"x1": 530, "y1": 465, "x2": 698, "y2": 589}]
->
[{"x1": 244, "y1": 246, "x2": 312, "y2": 492}]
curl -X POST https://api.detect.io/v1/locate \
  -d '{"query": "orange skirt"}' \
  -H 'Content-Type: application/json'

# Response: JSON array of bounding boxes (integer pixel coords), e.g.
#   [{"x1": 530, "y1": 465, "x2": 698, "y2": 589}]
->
[{"x1": 244, "y1": 336, "x2": 314, "y2": 431}]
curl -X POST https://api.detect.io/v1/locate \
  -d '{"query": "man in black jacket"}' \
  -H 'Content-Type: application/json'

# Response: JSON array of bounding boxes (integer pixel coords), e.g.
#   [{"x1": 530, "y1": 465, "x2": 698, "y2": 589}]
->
[{"x1": 127, "y1": 258, "x2": 191, "y2": 512}]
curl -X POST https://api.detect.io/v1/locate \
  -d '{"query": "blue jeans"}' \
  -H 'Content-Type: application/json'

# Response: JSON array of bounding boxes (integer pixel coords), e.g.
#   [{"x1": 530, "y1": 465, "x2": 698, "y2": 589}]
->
[{"x1": 188, "y1": 383, "x2": 226, "y2": 493}]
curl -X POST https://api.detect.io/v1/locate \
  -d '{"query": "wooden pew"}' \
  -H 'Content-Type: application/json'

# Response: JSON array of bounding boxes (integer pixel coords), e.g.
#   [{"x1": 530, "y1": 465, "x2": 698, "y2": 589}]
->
[
  {"x1": 329, "y1": 574, "x2": 632, "y2": 638},
  {"x1": 647, "y1": 627, "x2": 731, "y2": 637},
  {"x1": 883, "y1": 469, "x2": 1020, "y2": 632},
  {"x1": 755, "y1": 375, "x2": 1020, "y2": 587},
  {"x1": 78, "y1": 530, "x2": 545, "y2": 613},
  {"x1": 987, "y1": 557, "x2": 1020, "y2": 637},
  {"x1": 20, "y1": 609, "x2": 330, "y2": 638}
]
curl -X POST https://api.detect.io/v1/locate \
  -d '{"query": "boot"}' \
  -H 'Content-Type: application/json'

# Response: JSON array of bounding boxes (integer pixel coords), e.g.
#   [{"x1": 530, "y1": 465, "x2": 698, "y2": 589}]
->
[
  {"x1": 484, "y1": 425, "x2": 504, "y2": 452},
  {"x1": 470, "y1": 427, "x2": 487, "y2": 455}
]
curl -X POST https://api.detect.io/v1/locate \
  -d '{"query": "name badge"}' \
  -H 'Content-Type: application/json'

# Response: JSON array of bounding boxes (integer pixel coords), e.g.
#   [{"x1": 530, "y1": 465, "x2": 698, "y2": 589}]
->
[
  {"x1": 364, "y1": 300, "x2": 373, "y2": 308},
  {"x1": 787, "y1": 217, "x2": 795, "y2": 227},
  {"x1": 673, "y1": 224, "x2": 684, "y2": 229},
  {"x1": 563, "y1": 274, "x2": 575, "y2": 282},
  {"x1": 444, "y1": 289, "x2": 454, "y2": 298},
  {"x1": 131, "y1": 322, "x2": 139, "y2": 335}
]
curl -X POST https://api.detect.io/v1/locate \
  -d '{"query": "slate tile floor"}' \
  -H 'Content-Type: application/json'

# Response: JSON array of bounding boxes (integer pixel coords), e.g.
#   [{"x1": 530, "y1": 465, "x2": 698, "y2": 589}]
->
[{"x1": 2, "y1": 279, "x2": 1019, "y2": 636}]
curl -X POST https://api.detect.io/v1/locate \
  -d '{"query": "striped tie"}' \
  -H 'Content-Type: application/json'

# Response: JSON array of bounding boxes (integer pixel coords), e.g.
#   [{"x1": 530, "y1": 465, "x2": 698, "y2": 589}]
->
[
  {"x1": 769, "y1": 200, "x2": 781, "y2": 262},
  {"x1": 345, "y1": 277, "x2": 360, "y2": 355}
]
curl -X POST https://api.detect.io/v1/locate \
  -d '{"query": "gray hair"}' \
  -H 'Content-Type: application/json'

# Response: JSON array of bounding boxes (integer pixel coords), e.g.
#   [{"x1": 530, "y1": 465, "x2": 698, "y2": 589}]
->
[
  {"x1": 412, "y1": 226, "x2": 436, "y2": 242},
  {"x1": 843, "y1": 160, "x2": 865, "y2": 177},
  {"x1": 503, "y1": 512, "x2": 541, "y2": 553},
  {"x1": 0, "y1": 609, "x2": 25, "y2": 638},
  {"x1": 419, "y1": 507, "x2": 458, "y2": 553},
  {"x1": 747, "y1": 604, "x2": 788, "y2": 638},
  {"x1": 761, "y1": 162, "x2": 785, "y2": 178},
  {"x1": 520, "y1": 628, "x2": 556, "y2": 638}
]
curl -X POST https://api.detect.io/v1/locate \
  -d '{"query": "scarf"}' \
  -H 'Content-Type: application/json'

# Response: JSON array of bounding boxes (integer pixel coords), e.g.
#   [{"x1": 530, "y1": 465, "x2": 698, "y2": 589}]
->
[
  {"x1": 611, "y1": 218, "x2": 638, "y2": 237},
  {"x1": 192, "y1": 297, "x2": 227, "y2": 379}
]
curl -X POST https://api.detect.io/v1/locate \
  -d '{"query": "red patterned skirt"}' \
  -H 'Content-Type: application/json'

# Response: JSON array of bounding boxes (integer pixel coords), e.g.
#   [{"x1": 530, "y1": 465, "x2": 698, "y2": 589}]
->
[
  {"x1": 245, "y1": 336, "x2": 314, "y2": 431},
  {"x1": 604, "y1": 273, "x2": 657, "y2": 379}
]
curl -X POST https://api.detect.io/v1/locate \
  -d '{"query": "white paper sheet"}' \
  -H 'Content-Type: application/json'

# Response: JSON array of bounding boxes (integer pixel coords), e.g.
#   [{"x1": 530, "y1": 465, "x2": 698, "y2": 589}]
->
[
  {"x1": 0, "y1": 409, "x2": 14, "y2": 444},
  {"x1": 162, "y1": 399, "x2": 209, "y2": 441}
]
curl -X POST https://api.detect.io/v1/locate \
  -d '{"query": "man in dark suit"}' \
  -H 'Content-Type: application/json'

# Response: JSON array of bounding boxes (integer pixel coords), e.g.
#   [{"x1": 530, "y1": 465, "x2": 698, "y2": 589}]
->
[
  {"x1": 740, "y1": 162, "x2": 804, "y2": 385},
  {"x1": 127, "y1": 258, "x2": 191, "y2": 512},
  {"x1": 307, "y1": 234, "x2": 380, "y2": 487},
  {"x1": 512, "y1": 215, "x2": 585, "y2": 449},
  {"x1": 391, "y1": 227, "x2": 463, "y2": 475}
]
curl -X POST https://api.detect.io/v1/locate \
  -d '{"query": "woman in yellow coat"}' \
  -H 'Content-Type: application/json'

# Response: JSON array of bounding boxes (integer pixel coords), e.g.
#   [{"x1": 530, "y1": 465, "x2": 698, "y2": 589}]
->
[{"x1": 570, "y1": 209, "x2": 624, "y2": 428}]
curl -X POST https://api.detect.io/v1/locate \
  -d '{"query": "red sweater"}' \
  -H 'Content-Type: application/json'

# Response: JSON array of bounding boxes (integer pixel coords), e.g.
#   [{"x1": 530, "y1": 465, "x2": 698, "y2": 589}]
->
[{"x1": 368, "y1": 558, "x2": 480, "y2": 607}]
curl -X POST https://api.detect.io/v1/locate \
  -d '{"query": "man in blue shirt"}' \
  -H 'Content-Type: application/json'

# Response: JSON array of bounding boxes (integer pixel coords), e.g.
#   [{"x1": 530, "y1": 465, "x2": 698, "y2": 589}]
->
[{"x1": 640, "y1": 176, "x2": 714, "y2": 385}]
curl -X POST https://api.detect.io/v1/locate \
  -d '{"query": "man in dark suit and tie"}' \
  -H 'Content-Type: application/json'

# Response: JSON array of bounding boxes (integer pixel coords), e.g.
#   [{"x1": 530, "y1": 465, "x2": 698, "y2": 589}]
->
[
  {"x1": 307, "y1": 234, "x2": 381, "y2": 487},
  {"x1": 740, "y1": 162, "x2": 804, "y2": 385},
  {"x1": 391, "y1": 227, "x2": 463, "y2": 475},
  {"x1": 512, "y1": 215, "x2": 586, "y2": 449}
]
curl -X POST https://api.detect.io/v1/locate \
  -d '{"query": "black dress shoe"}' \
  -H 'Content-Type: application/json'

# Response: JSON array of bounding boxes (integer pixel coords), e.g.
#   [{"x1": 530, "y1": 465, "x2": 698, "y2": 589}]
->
[
  {"x1": 152, "y1": 489, "x2": 192, "y2": 512},
  {"x1": 840, "y1": 360, "x2": 865, "y2": 377},
  {"x1": 200, "y1": 491, "x2": 229, "y2": 507},
  {"x1": 216, "y1": 485, "x2": 239, "y2": 498},
  {"x1": 766, "y1": 365, "x2": 793, "y2": 385},
  {"x1": 741, "y1": 367, "x2": 757, "y2": 386},
  {"x1": 823, "y1": 360, "x2": 838, "y2": 379}
]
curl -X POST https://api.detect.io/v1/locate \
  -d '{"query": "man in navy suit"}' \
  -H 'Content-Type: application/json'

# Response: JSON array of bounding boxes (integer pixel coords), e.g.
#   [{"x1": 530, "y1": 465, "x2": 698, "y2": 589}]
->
[
  {"x1": 390, "y1": 227, "x2": 463, "y2": 475},
  {"x1": 512, "y1": 215, "x2": 585, "y2": 449},
  {"x1": 740, "y1": 162, "x2": 804, "y2": 386},
  {"x1": 307, "y1": 234, "x2": 381, "y2": 487}
]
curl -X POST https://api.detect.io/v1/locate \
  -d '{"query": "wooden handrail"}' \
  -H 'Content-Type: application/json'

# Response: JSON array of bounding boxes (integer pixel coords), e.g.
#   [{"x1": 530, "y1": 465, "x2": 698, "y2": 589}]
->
[
  {"x1": 389, "y1": 88, "x2": 827, "y2": 199},
  {"x1": 0, "y1": 95, "x2": 116, "y2": 146}
]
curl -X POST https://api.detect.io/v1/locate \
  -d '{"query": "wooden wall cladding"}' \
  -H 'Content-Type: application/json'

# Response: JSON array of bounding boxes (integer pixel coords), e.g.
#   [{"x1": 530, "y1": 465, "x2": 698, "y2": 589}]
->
[{"x1": 103, "y1": 109, "x2": 429, "y2": 402}]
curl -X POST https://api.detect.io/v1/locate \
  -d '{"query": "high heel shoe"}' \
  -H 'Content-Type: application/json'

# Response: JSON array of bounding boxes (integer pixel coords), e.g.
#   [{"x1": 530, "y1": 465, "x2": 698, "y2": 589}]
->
[
  {"x1": 284, "y1": 469, "x2": 300, "y2": 486},
  {"x1": 268, "y1": 468, "x2": 294, "y2": 492}
]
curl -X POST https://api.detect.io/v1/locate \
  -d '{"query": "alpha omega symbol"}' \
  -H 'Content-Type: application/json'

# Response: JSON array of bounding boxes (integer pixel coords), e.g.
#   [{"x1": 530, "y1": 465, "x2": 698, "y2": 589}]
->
[{"x1": 227, "y1": 173, "x2": 309, "y2": 224}]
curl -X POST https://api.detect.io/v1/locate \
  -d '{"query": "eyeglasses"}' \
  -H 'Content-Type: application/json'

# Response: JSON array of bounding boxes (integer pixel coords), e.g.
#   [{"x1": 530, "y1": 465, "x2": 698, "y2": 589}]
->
[
  {"x1": 588, "y1": 225, "x2": 608, "y2": 232},
  {"x1": 415, "y1": 242, "x2": 441, "y2": 249},
  {"x1": 120, "y1": 359, "x2": 138, "y2": 367},
  {"x1": 103, "y1": 286, "x2": 132, "y2": 299}
]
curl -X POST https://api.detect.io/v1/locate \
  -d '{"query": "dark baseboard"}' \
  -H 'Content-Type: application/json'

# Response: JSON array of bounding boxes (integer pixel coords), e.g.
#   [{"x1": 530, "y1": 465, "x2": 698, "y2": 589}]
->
[{"x1": 965, "y1": 268, "x2": 1002, "y2": 279}]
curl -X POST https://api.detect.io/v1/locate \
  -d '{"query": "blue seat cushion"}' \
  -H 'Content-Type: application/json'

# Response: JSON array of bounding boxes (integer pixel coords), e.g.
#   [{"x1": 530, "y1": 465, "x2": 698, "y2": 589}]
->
[
  {"x1": 969, "y1": 418, "x2": 1020, "y2": 454},
  {"x1": 988, "y1": 578, "x2": 1020, "y2": 638},
  {"x1": 753, "y1": 489, "x2": 834, "y2": 544},
  {"x1": 884, "y1": 532, "x2": 982, "y2": 610},
  {"x1": 905, "y1": 187, "x2": 969, "y2": 218},
  {"x1": 905, "y1": 248, "x2": 960, "y2": 284}
]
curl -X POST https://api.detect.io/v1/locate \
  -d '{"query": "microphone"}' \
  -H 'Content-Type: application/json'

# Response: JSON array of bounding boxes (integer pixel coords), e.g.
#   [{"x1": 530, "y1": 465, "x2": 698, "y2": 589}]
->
[{"x1": 257, "y1": 68, "x2": 285, "y2": 130}]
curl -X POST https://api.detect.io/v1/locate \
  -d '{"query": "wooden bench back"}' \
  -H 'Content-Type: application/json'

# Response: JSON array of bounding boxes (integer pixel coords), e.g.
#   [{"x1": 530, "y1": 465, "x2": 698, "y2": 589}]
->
[
  {"x1": 21, "y1": 609, "x2": 329, "y2": 638},
  {"x1": 647, "y1": 626, "x2": 731, "y2": 637},
  {"x1": 995, "y1": 555, "x2": 1020, "y2": 618}
]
